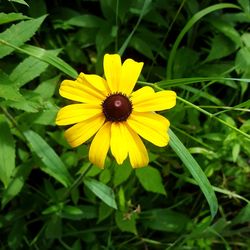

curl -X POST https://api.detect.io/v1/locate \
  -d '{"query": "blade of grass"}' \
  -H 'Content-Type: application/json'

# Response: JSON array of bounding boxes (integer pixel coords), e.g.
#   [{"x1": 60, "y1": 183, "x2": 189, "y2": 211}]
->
[
  {"x1": 0, "y1": 39, "x2": 78, "y2": 79},
  {"x1": 177, "y1": 96, "x2": 250, "y2": 140},
  {"x1": 118, "y1": 0, "x2": 151, "y2": 56},
  {"x1": 140, "y1": 81, "x2": 250, "y2": 140},
  {"x1": 171, "y1": 171, "x2": 250, "y2": 204},
  {"x1": 169, "y1": 129, "x2": 218, "y2": 218},
  {"x1": 166, "y1": 3, "x2": 240, "y2": 79},
  {"x1": 139, "y1": 77, "x2": 250, "y2": 88}
]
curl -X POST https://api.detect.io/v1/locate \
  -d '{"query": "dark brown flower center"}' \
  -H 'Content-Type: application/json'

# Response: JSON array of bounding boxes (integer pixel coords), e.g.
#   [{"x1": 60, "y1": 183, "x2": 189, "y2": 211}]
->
[{"x1": 102, "y1": 93, "x2": 132, "y2": 122}]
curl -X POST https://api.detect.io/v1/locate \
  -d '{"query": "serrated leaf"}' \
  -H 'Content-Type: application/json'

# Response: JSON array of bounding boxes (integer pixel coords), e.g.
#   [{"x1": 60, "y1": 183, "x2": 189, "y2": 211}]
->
[
  {"x1": 3, "y1": 90, "x2": 43, "y2": 113},
  {"x1": 24, "y1": 130, "x2": 73, "y2": 187},
  {"x1": 206, "y1": 34, "x2": 237, "y2": 62},
  {"x1": 208, "y1": 17, "x2": 242, "y2": 47},
  {"x1": 84, "y1": 178, "x2": 117, "y2": 209},
  {"x1": 136, "y1": 166, "x2": 166, "y2": 195},
  {"x1": 235, "y1": 47, "x2": 250, "y2": 74},
  {"x1": 10, "y1": 51, "x2": 60, "y2": 88},
  {"x1": 0, "y1": 70, "x2": 24, "y2": 101},
  {"x1": 0, "y1": 115, "x2": 15, "y2": 188},
  {"x1": 20, "y1": 45, "x2": 77, "y2": 78},
  {"x1": 34, "y1": 75, "x2": 60, "y2": 99},
  {"x1": 0, "y1": 15, "x2": 46, "y2": 58},
  {"x1": 0, "y1": 12, "x2": 30, "y2": 25}
]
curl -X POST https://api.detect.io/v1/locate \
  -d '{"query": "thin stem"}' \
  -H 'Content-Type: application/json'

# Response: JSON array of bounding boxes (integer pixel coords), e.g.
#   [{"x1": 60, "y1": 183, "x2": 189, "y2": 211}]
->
[
  {"x1": 0, "y1": 106, "x2": 26, "y2": 141},
  {"x1": 61, "y1": 163, "x2": 92, "y2": 201}
]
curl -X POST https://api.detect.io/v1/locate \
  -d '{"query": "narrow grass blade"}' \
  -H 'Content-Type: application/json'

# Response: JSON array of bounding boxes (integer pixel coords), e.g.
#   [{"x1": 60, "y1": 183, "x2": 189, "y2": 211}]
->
[
  {"x1": 169, "y1": 128, "x2": 218, "y2": 218},
  {"x1": 0, "y1": 40, "x2": 78, "y2": 79},
  {"x1": 118, "y1": 0, "x2": 151, "y2": 56},
  {"x1": 166, "y1": 3, "x2": 240, "y2": 79}
]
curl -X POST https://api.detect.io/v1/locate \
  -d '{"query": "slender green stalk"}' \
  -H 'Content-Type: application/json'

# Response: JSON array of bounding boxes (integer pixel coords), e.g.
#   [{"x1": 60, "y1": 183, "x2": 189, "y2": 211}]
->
[
  {"x1": 166, "y1": 3, "x2": 240, "y2": 79},
  {"x1": 139, "y1": 81, "x2": 250, "y2": 140}
]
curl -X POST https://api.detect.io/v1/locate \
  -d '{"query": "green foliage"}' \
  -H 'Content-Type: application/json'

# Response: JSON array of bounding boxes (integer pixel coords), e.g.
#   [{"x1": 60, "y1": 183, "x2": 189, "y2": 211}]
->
[
  {"x1": 0, "y1": 0, "x2": 250, "y2": 249},
  {"x1": 0, "y1": 115, "x2": 15, "y2": 188}
]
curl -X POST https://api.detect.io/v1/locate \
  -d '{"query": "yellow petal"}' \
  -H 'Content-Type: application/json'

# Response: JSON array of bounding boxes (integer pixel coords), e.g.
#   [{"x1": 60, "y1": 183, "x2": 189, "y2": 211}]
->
[
  {"x1": 79, "y1": 73, "x2": 110, "y2": 95},
  {"x1": 120, "y1": 58, "x2": 143, "y2": 95},
  {"x1": 125, "y1": 124, "x2": 149, "y2": 168},
  {"x1": 104, "y1": 54, "x2": 121, "y2": 92},
  {"x1": 56, "y1": 104, "x2": 102, "y2": 126},
  {"x1": 59, "y1": 79, "x2": 105, "y2": 104},
  {"x1": 130, "y1": 86, "x2": 154, "y2": 100},
  {"x1": 89, "y1": 122, "x2": 111, "y2": 169},
  {"x1": 64, "y1": 114, "x2": 105, "y2": 147},
  {"x1": 127, "y1": 112, "x2": 170, "y2": 147},
  {"x1": 110, "y1": 122, "x2": 129, "y2": 165},
  {"x1": 131, "y1": 88, "x2": 177, "y2": 112}
]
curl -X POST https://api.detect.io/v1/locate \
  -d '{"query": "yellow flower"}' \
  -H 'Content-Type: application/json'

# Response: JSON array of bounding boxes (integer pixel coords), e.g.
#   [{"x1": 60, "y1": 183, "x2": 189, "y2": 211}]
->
[{"x1": 56, "y1": 54, "x2": 176, "y2": 168}]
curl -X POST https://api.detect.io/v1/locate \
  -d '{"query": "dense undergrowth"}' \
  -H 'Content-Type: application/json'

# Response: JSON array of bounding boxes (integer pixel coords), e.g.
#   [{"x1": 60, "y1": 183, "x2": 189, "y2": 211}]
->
[{"x1": 0, "y1": 0, "x2": 250, "y2": 249}]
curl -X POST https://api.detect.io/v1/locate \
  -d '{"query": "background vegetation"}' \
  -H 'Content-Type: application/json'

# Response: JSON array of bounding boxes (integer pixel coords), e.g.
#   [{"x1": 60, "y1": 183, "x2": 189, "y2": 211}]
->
[{"x1": 0, "y1": 0, "x2": 250, "y2": 249}]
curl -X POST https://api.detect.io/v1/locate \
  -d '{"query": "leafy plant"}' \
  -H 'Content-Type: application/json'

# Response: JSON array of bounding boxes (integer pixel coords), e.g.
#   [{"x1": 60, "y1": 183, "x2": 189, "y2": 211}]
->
[{"x1": 0, "y1": 0, "x2": 249, "y2": 249}]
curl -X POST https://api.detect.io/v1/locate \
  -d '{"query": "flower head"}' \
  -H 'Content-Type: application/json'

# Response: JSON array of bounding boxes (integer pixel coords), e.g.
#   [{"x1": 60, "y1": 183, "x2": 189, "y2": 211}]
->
[{"x1": 56, "y1": 54, "x2": 176, "y2": 168}]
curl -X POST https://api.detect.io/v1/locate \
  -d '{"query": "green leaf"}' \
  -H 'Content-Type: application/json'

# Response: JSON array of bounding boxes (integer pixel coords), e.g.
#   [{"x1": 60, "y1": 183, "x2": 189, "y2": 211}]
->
[
  {"x1": 0, "y1": 15, "x2": 46, "y2": 59},
  {"x1": 0, "y1": 70, "x2": 24, "y2": 101},
  {"x1": 21, "y1": 45, "x2": 78, "y2": 78},
  {"x1": 180, "y1": 85, "x2": 223, "y2": 106},
  {"x1": 34, "y1": 75, "x2": 60, "y2": 99},
  {"x1": 66, "y1": 14, "x2": 104, "y2": 28},
  {"x1": 24, "y1": 130, "x2": 73, "y2": 187},
  {"x1": 98, "y1": 202, "x2": 113, "y2": 223},
  {"x1": 61, "y1": 205, "x2": 97, "y2": 220},
  {"x1": 130, "y1": 36, "x2": 154, "y2": 59},
  {"x1": 10, "y1": 51, "x2": 60, "y2": 88},
  {"x1": 238, "y1": 0, "x2": 250, "y2": 13},
  {"x1": 0, "y1": 39, "x2": 77, "y2": 78},
  {"x1": 45, "y1": 215, "x2": 62, "y2": 239},
  {"x1": 118, "y1": 0, "x2": 152, "y2": 56},
  {"x1": 207, "y1": 17, "x2": 242, "y2": 47},
  {"x1": 232, "y1": 203, "x2": 250, "y2": 225},
  {"x1": 205, "y1": 34, "x2": 237, "y2": 62},
  {"x1": 166, "y1": 3, "x2": 240, "y2": 78},
  {"x1": 136, "y1": 166, "x2": 166, "y2": 195},
  {"x1": 1, "y1": 161, "x2": 32, "y2": 208},
  {"x1": 84, "y1": 177, "x2": 117, "y2": 209},
  {"x1": 115, "y1": 211, "x2": 137, "y2": 234},
  {"x1": 0, "y1": 115, "x2": 15, "y2": 188},
  {"x1": 8, "y1": 0, "x2": 29, "y2": 6},
  {"x1": 113, "y1": 161, "x2": 132, "y2": 187},
  {"x1": 141, "y1": 209, "x2": 190, "y2": 232},
  {"x1": 169, "y1": 129, "x2": 218, "y2": 218},
  {"x1": 235, "y1": 47, "x2": 250, "y2": 74},
  {"x1": 18, "y1": 107, "x2": 58, "y2": 126},
  {"x1": 0, "y1": 12, "x2": 30, "y2": 25}
]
